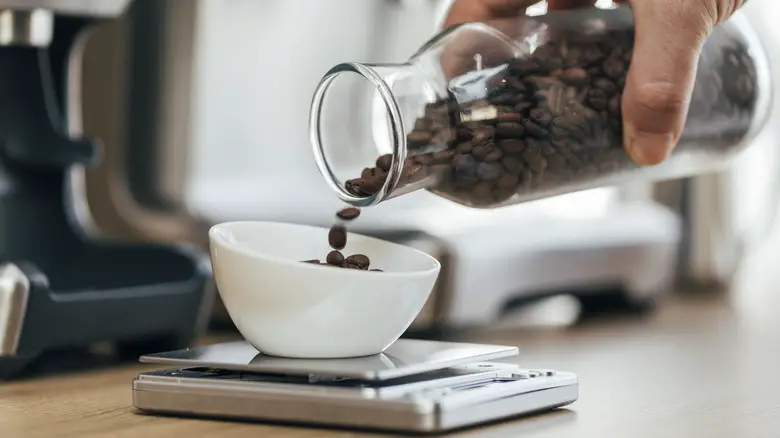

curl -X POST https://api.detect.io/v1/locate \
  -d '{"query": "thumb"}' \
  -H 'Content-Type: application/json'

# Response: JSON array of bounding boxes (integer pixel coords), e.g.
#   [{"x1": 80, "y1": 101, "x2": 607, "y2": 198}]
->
[{"x1": 621, "y1": 1, "x2": 714, "y2": 165}]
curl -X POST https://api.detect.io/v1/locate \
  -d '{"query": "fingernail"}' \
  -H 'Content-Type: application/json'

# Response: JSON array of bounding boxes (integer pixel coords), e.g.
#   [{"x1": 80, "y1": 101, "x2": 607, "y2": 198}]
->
[{"x1": 624, "y1": 124, "x2": 675, "y2": 166}]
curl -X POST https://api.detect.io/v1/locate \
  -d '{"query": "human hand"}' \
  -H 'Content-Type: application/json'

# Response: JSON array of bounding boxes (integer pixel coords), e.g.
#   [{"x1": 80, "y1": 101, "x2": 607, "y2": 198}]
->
[{"x1": 443, "y1": 0, "x2": 748, "y2": 166}]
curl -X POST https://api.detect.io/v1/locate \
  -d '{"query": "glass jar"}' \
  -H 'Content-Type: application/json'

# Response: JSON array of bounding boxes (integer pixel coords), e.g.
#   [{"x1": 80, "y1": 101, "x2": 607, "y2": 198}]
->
[{"x1": 310, "y1": 3, "x2": 772, "y2": 209}]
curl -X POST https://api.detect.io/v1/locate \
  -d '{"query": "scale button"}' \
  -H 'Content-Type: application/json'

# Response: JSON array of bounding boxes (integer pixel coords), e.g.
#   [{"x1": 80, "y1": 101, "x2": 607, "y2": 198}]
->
[
  {"x1": 529, "y1": 370, "x2": 555, "y2": 377},
  {"x1": 512, "y1": 372, "x2": 531, "y2": 379}
]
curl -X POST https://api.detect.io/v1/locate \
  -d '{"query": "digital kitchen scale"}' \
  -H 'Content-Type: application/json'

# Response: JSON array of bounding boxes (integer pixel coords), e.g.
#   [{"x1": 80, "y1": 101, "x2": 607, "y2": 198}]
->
[{"x1": 132, "y1": 339, "x2": 578, "y2": 434}]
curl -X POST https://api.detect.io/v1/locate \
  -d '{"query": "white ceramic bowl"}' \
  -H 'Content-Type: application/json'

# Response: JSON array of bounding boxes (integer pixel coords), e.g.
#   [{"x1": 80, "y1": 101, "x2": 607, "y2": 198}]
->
[{"x1": 208, "y1": 221, "x2": 441, "y2": 359}]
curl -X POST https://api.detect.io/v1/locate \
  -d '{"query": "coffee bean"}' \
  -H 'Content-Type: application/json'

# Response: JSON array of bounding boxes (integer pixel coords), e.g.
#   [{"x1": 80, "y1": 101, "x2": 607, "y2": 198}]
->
[
  {"x1": 346, "y1": 254, "x2": 370, "y2": 270},
  {"x1": 414, "y1": 118, "x2": 431, "y2": 132},
  {"x1": 524, "y1": 120, "x2": 547, "y2": 138},
  {"x1": 588, "y1": 88, "x2": 609, "y2": 110},
  {"x1": 336, "y1": 207, "x2": 361, "y2": 220},
  {"x1": 326, "y1": 250, "x2": 345, "y2": 266},
  {"x1": 513, "y1": 101, "x2": 533, "y2": 114},
  {"x1": 498, "y1": 139, "x2": 525, "y2": 154},
  {"x1": 497, "y1": 173, "x2": 519, "y2": 189},
  {"x1": 303, "y1": 259, "x2": 320, "y2": 264},
  {"x1": 407, "y1": 131, "x2": 432, "y2": 146},
  {"x1": 495, "y1": 122, "x2": 526, "y2": 138},
  {"x1": 485, "y1": 149, "x2": 503, "y2": 162},
  {"x1": 603, "y1": 55, "x2": 625, "y2": 79},
  {"x1": 328, "y1": 225, "x2": 347, "y2": 250},
  {"x1": 432, "y1": 150, "x2": 456, "y2": 164},
  {"x1": 471, "y1": 128, "x2": 494, "y2": 144},
  {"x1": 376, "y1": 154, "x2": 393, "y2": 172},
  {"x1": 471, "y1": 145, "x2": 490, "y2": 159},
  {"x1": 560, "y1": 68, "x2": 588, "y2": 86},
  {"x1": 530, "y1": 108, "x2": 553, "y2": 126},
  {"x1": 497, "y1": 113, "x2": 524, "y2": 123},
  {"x1": 502, "y1": 156, "x2": 523, "y2": 174},
  {"x1": 608, "y1": 95, "x2": 621, "y2": 117},
  {"x1": 413, "y1": 154, "x2": 433, "y2": 165},
  {"x1": 456, "y1": 143, "x2": 473, "y2": 154},
  {"x1": 476, "y1": 162, "x2": 503, "y2": 181},
  {"x1": 593, "y1": 78, "x2": 618, "y2": 94}
]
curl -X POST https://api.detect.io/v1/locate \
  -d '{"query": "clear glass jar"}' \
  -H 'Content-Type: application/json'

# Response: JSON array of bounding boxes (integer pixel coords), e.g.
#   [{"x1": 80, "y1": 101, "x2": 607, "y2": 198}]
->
[{"x1": 310, "y1": 3, "x2": 772, "y2": 208}]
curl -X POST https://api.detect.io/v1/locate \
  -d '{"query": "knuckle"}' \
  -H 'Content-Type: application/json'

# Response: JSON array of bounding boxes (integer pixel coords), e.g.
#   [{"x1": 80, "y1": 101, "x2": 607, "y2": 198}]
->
[
  {"x1": 632, "y1": 81, "x2": 690, "y2": 117},
  {"x1": 661, "y1": 0, "x2": 716, "y2": 38}
]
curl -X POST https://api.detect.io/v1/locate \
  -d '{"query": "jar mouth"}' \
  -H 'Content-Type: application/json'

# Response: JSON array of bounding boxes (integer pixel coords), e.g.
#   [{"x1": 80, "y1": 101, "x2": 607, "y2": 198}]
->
[{"x1": 309, "y1": 62, "x2": 407, "y2": 208}]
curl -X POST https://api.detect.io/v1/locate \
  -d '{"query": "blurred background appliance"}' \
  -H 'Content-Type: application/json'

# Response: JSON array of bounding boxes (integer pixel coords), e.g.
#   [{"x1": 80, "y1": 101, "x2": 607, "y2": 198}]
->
[
  {"x1": 74, "y1": 0, "x2": 780, "y2": 333},
  {"x1": 0, "y1": 0, "x2": 213, "y2": 380}
]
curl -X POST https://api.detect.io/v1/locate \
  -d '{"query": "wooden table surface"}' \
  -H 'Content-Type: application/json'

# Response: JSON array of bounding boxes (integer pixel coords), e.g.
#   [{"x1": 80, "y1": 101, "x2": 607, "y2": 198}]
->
[{"x1": 3, "y1": 250, "x2": 780, "y2": 438}]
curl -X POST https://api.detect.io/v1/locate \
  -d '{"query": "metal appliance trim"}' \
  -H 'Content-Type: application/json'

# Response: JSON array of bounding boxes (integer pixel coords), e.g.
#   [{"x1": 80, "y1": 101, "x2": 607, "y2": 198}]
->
[
  {"x1": 0, "y1": 0, "x2": 131, "y2": 18},
  {"x1": 0, "y1": 263, "x2": 30, "y2": 356},
  {"x1": 0, "y1": 8, "x2": 53, "y2": 47}
]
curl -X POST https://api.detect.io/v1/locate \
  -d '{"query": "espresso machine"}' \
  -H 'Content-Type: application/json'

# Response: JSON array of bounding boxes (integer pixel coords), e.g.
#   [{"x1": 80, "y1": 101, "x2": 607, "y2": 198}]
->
[{"x1": 0, "y1": 1, "x2": 212, "y2": 379}]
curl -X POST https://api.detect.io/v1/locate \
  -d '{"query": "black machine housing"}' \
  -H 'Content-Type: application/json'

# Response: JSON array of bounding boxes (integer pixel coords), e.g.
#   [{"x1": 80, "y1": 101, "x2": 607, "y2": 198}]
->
[{"x1": 0, "y1": 10, "x2": 212, "y2": 379}]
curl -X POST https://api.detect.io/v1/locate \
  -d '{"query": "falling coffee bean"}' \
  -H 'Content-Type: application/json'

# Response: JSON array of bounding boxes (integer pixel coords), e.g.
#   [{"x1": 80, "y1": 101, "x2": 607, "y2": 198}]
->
[
  {"x1": 336, "y1": 207, "x2": 361, "y2": 220},
  {"x1": 328, "y1": 225, "x2": 347, "y2": 250}
]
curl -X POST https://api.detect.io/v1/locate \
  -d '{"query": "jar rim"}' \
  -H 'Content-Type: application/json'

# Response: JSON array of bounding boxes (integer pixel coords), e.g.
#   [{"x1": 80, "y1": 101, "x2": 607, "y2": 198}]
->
[{"x1": 309, "y1": 62, "x2": 407, "y2": 208}]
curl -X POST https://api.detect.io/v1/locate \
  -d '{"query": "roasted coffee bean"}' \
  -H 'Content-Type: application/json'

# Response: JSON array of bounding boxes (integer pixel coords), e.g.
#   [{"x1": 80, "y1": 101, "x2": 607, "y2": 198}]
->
[
  {"x1": 524, "y1": 120, "x2": 548, "y2": 138},
  {"x1": 456, "y1": 143, "x2": 474, "y2": 154},
  {"x1": 471, "y1": 181, "x2": 493, "y2": 200},
  {"x1": 501, "y1": 156, "x2": 524, "y2": 174},
  {"x1": 608, "y1": 95, "x2": 621, "y2": 117},
  {"x1": 471, "y1": 128, "x2": 494, "y2": 144},
  {"x1": 346, "y1": 254, "x2": 370, "y2": 269},
  {"x1": 498, "y1": 139, "x2": 525, "y2": 154},
  {"x1": 471, "y1": 145, "x2": 490, "y2": 159},
  {"x1": 432, "y1": 150, "x2": 456, "y2": 163},
  {"x1": 326, "y1": 250, "x2": 345, "y2": 266},
  {"x1": 530, "y1": 108, "x2": 553, "y2": 126},
  {"x1": 337, "y1": 207, "x2": 361, "y2": 220},
  {"x1": 495, "y1": 123, "x2": 526, "y2": 138},
  {"x1": 602, "y1": 55, "x2": 625, "y2": 79},
  {"x1": 485, "y1": 149, "x2": 503, "y2": 162},
  {"x1": 328, "y1": 225, "x2": 347, "y2": 250},
  {"x1": 408, "y1": 131, "x2": 433, "y2": 146},
  {"x1": 588, "y1": 88, "x2": 609, "y2": 110},
  {"x1": 413, "y1": 154, "x2": 433, "y2": 165},
  {"x1": 302, "y1": 259, "x2": 320, "y2": 264},
  {"x1": 476, "y1": 162, "x2": 503, "y2": 181},
  {"x1": 560, "y1": 68, "x2": 589, "y2": 86},
  {"x1": 593, "y1": 77, "x2": 618, "y2": 94},
  {"x1": 497, "y1": 113, "x2": 524, "y2": 123},
  {"x1": 376, "y1": 154, "x2": 393, "y2": 172},
  {"x1": 497, "y1": 173, "x2": 519, "y2": 189}
]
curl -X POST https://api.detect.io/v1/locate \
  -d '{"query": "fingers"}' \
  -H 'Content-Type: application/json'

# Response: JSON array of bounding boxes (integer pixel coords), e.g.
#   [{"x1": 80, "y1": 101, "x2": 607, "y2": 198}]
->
[
  {"x1": 621, "y1": 0, "x2": 714, "y2": 165},
  {"x1": 444, "y1": 0, "x2": 595, "y2": 26},
  {"x1": 443, "y1": 0, "x2": 536, "y2": 27},
  {"x1": 547, "y1": 0, "x2": 596, "y2": 10}
]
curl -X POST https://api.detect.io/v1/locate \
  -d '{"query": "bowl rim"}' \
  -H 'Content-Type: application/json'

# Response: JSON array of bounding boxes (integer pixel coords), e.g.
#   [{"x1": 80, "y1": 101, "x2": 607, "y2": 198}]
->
[{"x1": 208, "y1": 220, "x2": 441, "y2": 278}]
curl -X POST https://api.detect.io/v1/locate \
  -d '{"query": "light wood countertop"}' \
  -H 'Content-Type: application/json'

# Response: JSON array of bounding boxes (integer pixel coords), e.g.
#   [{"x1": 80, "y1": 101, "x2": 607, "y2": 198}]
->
[{"x1": 3, "y1": 250, "x2": 780, "y2": 438}]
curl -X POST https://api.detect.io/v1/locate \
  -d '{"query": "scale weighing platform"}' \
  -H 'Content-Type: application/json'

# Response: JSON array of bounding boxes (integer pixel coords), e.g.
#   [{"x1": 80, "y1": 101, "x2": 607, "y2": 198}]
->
[{"x1": 132, "y1": 339, "x2": 578, "y2": 434}]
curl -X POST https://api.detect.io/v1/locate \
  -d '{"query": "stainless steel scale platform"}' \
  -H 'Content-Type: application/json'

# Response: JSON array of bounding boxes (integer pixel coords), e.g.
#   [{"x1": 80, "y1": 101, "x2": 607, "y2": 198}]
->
[{"x1": 132, "y1": 339, "x2": 578, "y2": 434}]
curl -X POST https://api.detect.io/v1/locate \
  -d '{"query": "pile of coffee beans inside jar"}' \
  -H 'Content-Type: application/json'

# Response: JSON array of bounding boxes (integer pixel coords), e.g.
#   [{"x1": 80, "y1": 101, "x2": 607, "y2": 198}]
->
[
  {"x1": 301, "y1": 207, "x2": 383, "y2": 272},
  {"x1": 344, "y1": 27, "x2": 758, "y2": 207}
]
